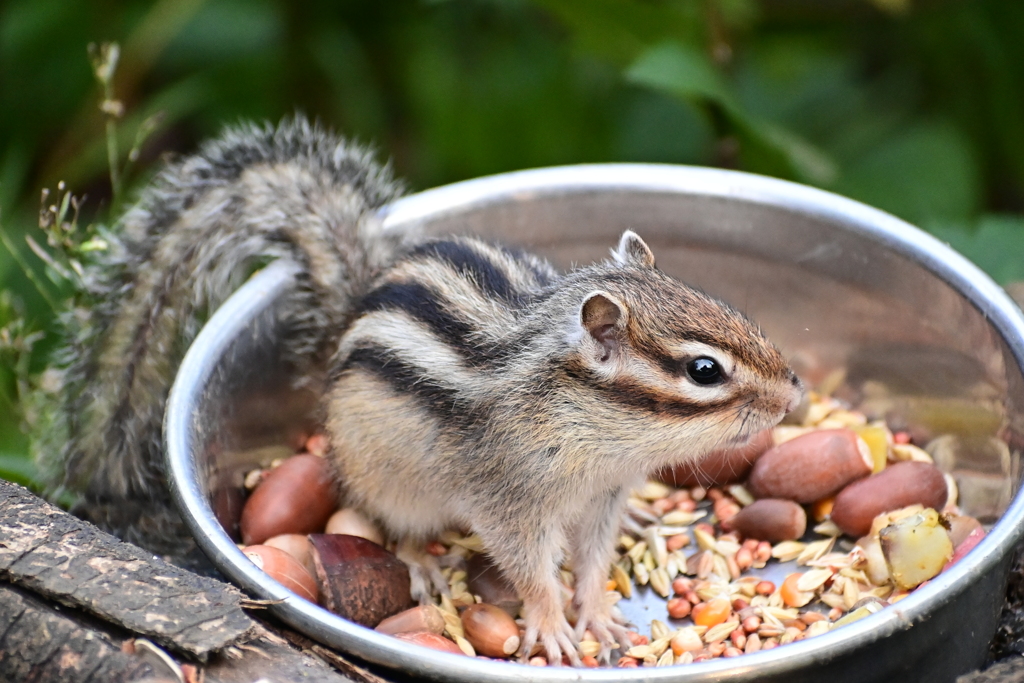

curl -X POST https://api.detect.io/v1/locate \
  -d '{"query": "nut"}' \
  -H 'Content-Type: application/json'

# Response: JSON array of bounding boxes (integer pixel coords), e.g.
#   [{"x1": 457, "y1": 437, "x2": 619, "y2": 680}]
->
[
  {"x1": 375, "y1": 605, "x2": 445, "y2": 636},
  {"x1": 879, "y1": 509, "x2": 952, "y2": 589},
  {"x1": 242, "y1": 545, "x2": 318, "y2": 602},
  {"x1": 831, "y1": 461, "x2": 948, "y2": 537},
  {"x1": 460, "y1": 603, "x2": 521, "y2": 658},
  {"x1": 240, "y1": 454, "x2": 338, "y2": 545},
  {"x1": 747, "y1": 429, "x2": 873, "y2": 502},
  {"x1": 466, "y1": 553, "x2": 522, "y2": 617},
  {"x1": 392, "y1": 631, "x2": 464, "y2": 655},
  {"x1": 723, "y1": 499, "x2": 806, "y2": 541},
  {"x1": 263, "y1": 533, "x2": 316, "y2": 576},
  {"x1": 324, "y1": 508, "x2": 384, "y2": 545},
  {"x1": 660, "y1": 430, "x2": 773, "y2": 487},
  {"x1": 308, "y1": 534, "x2": 412, "y2": 627}
]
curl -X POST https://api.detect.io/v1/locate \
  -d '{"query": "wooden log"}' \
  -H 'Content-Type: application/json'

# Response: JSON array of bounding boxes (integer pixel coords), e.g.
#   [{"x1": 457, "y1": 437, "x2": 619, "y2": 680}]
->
[
  {"x1": 0, "y1": 582, "x2": 156, "y2": 683},
  {"x1": 0, "y1": 480, "x2": 254, "y2": 659}
]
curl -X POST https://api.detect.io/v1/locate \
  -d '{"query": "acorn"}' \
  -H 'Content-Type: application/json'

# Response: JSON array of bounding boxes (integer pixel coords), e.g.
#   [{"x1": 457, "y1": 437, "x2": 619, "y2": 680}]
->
[
  {"x1": 308, "y1": 533, "x2": 412, "y2": 627},
  {"x1": 242, "y1": 544, "x2": 319, "y2": 603},
  {"x1": 460, "y1": 603, "x2": 521, "y2": 658},
  {"x1": 240, "y1": 454, "x2": 338, "y2": 545}
]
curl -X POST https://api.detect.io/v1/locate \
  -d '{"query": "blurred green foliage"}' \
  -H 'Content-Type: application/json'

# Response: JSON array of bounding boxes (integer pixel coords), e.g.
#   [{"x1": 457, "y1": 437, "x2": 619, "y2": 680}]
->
[{"x1": 3, "y1": 0, "x2": 1024, "y2": 484}]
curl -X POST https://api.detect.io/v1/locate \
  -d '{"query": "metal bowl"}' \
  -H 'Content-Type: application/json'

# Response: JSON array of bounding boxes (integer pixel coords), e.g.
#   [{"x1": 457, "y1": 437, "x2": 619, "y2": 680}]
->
[{"x1": 165, "y1": 164, "x2": 1024, "y2": 683}]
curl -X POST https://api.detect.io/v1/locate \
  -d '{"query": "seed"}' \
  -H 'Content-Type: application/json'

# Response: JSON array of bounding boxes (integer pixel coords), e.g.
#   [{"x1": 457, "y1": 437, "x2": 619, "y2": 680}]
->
[
  {"x1": 704, "y1": 620, "x2": 740, "y2": 644},
  {"x1": 708, "y1": 642, "x2": 727, "y2": 657},
  {"x1": 649, "y1": 567, "x2": 671, "y2": 598},
  {"x1": 697, "y1": 551, "x2": 715, "y2": 579},
  {"x1": 617, "y1": 657, "x2": 639, "y2": 668},
  {"x1": 797, "y1": 537, "x2": 836, "y2": 565},
  {"x1": 650, "y1": 619, "x2": 670, "y2": 641},
  {"x1": 754, "y1": 541, "x2": 773, "y2": 566},
  {"x1": 667, "y1": 534, "x2": 690, "y2": 552},
  {"x1": 448, "y1": 635, "x2": 474, "y2": 656},
  {"x1": 742, "y1": 615, "x2": 761, "y2": 633},
  {"x1": 723, "y1": 647, "x2": 743, "y2": 657},
  {"x1": 771, "y1": 540, "x2": 807, "y2": 563},
  {"x1": 744, "y1": 634, "x2": 761, "y2": 653},
  {"x1": 755, "y1": 580, "x2": 776, "y2": 595},
  {"x1": 638, "y1": 480, "x2": 671, "y2": 501},
  {"x1": 693, "y1": 527, "x2": 719, "y2": 553},
  {"x1": 611, "y1": 562, "x2": 633, "y2": 598},
  {"x1": 780, "y1": 573, "x2": 815, "y2": 608},
  {"x1": 672, "y1": 576, "x2": 693, "y2": 595},
  {"x1": 627, "y1": 540, "x2": 648, "y2": 564},
  {"x1": 671, "y1": 628, "x2": 704, "y2": 655},
  {"x1": 806, "y1": 621, "x2": 832, "y2": 638},
  {"x1": 735, "y1": 547, "x2": 753, "y2": 571},
  {"x1": 676, "y1": 651, "x2": 694, "y2": 664},
  {"x1": 582, "y1": 656, "x2": 600, "y2": 668},
  {"x1": 579, "y1": 640, "x2": 601, "y2": 658},
  {"x1": 730, "y1": 630, "x2": 747, "y2": 649},
  {"x1": 626, "y1": 632, "x2": 649, "y2": 646},
  {"x1": 528, "y1": 656, "x2": 547, "y2": 666},
  {"x1": 656, "y1": 649, "x2": 674, "y2": 666},
  {"x1": 633, "y1": 561, "x2": 650, "y2": 586},
  {"x1": 797, "y1": 568, "x2": 834, "y2": 592},
  {"x1": 649, "y1": 636, "x2": 671, "y2": 657},
  {"x1": 644, "y1": 527, "x2": 669, "y2": 568},
  {"x1": 626, "y1": 645, "x2": 652, "y2": 659},
  {"x1": 667, "y1": 597, "x2": 691, "y2": 619},
  {"x1": 652, "y1": 498, "x2": 675, "y2": 515},
  {"x1": 692, "y1": 597, "x2": 731, "y2": 628}
]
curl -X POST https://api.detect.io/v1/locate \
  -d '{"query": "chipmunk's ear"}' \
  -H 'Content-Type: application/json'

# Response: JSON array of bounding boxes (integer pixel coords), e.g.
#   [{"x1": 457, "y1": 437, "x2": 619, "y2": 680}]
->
[
  {"x1": 581, "y1": 291, "x2": 626, "y2": 361},
  {"x1": 612, "y1": 230, "x2": 656, "y2": 269}
]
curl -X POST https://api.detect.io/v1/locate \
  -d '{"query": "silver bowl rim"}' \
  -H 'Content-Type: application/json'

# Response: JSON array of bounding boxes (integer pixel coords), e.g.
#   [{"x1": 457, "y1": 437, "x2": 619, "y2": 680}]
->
[{"x1": 166, "y1": 162, "x2": 1024, "y2": 682}]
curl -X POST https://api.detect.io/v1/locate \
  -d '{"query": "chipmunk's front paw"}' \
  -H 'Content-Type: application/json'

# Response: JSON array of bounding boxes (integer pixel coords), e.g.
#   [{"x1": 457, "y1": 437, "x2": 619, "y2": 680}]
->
[
  {"x1": 519, "y1": 606, "x2": 581, "y2": 666},
  {"x1": 574, "y1": 608, "x2": 632, "y2": 664},
  {"x1": 396, "y1": 541, "x2": 449, "y2": 604}
]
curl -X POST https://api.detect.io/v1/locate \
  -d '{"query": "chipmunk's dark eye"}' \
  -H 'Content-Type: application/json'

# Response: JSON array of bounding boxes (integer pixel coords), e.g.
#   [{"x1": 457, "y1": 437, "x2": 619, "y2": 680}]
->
[{"x1": 686, "y1": 357, "x2": 723, "y2": 385}]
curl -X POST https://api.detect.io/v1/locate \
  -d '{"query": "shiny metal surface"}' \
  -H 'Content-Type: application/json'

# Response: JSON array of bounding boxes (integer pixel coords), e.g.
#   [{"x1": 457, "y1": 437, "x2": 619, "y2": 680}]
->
[{"x1": 166, "y1": 164, "x2": 1024, "y2": 682}]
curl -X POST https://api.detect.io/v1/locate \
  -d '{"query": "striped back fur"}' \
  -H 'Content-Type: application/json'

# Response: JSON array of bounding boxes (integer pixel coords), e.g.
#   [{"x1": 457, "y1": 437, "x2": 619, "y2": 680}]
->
[{"x1": 326, "y1": 230, "x2": 801, "y2": 538}]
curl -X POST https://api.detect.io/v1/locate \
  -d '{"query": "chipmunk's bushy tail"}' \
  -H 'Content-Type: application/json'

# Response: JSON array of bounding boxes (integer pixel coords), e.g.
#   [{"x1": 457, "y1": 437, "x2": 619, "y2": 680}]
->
[{"x1": 38, "y1": 117, "x2": 407, "y2": 554}]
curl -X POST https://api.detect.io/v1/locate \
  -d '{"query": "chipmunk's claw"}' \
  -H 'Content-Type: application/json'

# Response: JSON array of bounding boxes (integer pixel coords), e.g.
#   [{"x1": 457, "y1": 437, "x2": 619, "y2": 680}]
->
[
  {"x1": 396, "y1": 541, "x2": 449, "y2": 604},
  {"x1": 519, "y1": 607, "x2": 582, "y2": 666},
  {"x1": 575, "y1": 612, "x2": 632, "y2": 664}
]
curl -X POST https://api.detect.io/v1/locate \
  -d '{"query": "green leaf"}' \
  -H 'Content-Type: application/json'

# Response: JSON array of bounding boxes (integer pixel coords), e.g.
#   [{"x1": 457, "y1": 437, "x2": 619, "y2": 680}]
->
[
  {"x1": 927, "y1": 215, "x2": 1024, "y2": 285},
  {"x1": 626, "y1": 42, "x2": 731, "y2": 104},
  {"x1": 627, "y1": 41, "x2": 836, "y2": 185},
  {"x1": 836, "y1": 123, "x2": 981, "y2": 226},
  {"x1": 0, "y1": 452, "x2": 40, "y2": 489}
]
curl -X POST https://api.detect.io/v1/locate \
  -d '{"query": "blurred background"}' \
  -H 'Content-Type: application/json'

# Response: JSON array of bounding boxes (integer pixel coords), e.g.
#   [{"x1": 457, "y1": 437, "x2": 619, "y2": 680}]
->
[{"x1": 2, "y1": 0, "x2": 1024, "y2": 487}]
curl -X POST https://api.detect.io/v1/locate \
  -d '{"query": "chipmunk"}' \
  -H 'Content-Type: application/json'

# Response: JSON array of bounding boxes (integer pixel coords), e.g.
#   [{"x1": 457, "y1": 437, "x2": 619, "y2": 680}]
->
[{"x1": 43, "y1": 118, "x2": 803, "y2": 666}]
